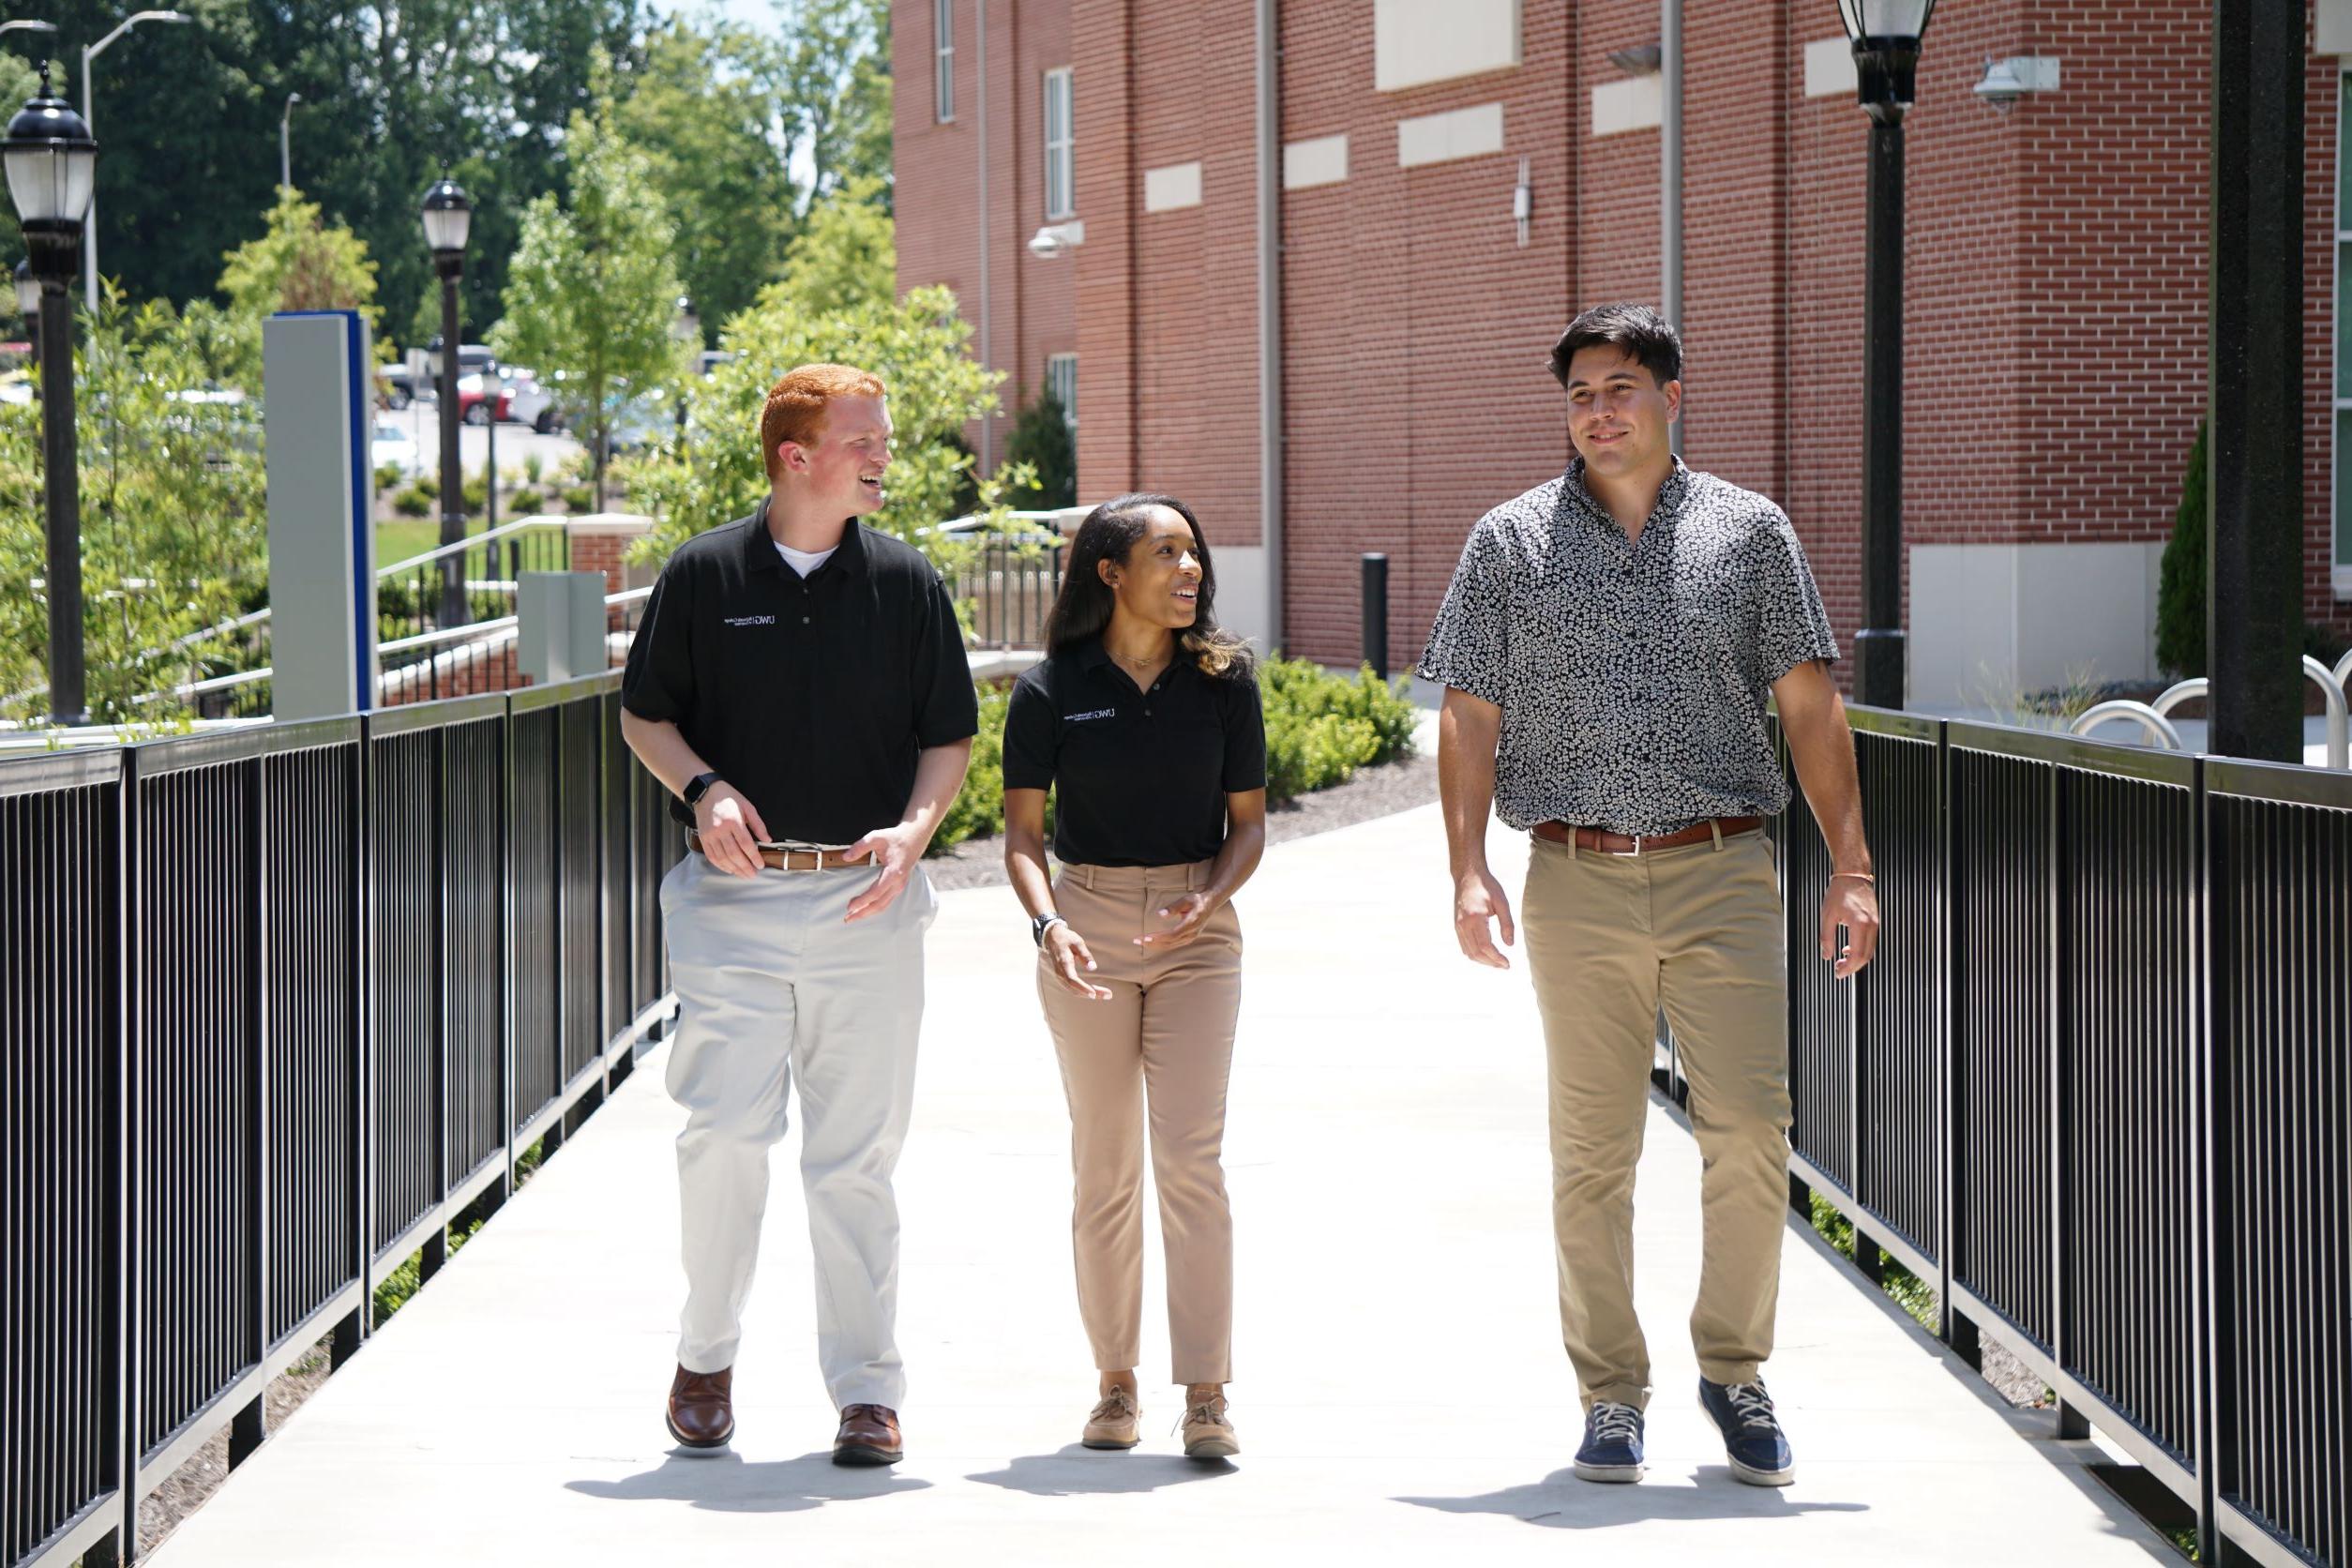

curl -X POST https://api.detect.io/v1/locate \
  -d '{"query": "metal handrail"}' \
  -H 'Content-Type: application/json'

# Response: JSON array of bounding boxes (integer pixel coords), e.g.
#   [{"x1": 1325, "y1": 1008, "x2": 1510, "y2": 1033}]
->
[{"x1": 2068, "y1": 700, "x2": 2186, "y2": 750}]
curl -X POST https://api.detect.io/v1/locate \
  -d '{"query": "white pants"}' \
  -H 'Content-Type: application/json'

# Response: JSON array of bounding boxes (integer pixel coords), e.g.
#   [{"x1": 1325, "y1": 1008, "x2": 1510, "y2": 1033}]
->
[{"x1": 660, "y1": 851, "x2": 937, "y2": 1410}]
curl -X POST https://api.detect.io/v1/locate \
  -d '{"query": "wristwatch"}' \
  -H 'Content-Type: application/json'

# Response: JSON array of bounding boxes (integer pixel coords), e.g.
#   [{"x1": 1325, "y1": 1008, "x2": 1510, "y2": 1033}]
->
[
  {"x1": 683, "y1": 771, "x2": 722, "y2": 808},
  {"x1": 1032, "y1": 912, "x2": 1066, "y2": 946}
]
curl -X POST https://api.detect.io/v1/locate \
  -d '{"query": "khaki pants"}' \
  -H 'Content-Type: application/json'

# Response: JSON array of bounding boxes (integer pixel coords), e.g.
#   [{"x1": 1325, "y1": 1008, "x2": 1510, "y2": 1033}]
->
[
  {"x1": 1036, "y1": 861, "x2": 1242, "y2": 1385},
  {"x1": 660, "y1": 852, "x2": 937, "y2": 1410},
  {"x1": 1522, "y1": 827, "x2": 1791, "y2": 1410}
]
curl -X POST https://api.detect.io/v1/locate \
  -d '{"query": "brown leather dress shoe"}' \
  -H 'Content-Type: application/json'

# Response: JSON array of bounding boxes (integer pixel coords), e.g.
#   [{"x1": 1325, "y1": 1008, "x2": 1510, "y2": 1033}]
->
[
  {"x1": 832, "y1": 1403, "x2": 903, "y2": 1466},
  {"x1": 666, "y1": 1364, "x2": 733, "y2": 1453}
]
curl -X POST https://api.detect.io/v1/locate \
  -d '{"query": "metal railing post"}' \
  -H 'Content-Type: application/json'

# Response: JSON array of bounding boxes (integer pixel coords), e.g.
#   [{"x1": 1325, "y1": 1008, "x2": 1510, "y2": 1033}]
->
[
  {"x1": 230, "y1": 758, "x2": 269, "y2": 1470},
  {"x1": 339, "y1": 720, "x2": 372, "y2": 1369}
]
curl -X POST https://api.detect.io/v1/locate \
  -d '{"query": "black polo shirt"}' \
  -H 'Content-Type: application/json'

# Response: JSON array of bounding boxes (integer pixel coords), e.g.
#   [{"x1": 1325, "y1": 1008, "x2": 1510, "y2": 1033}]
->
[
  {"x1": 1002, "y1": 640, "x2": 1266, "y2": 867},
  {"x1": 620, "y1": 501, "x2": 980, "y2": 842}
]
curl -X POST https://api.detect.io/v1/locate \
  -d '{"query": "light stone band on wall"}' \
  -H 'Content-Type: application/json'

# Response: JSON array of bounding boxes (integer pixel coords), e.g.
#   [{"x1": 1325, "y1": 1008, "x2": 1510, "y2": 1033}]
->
[
  {"x1": 1144, "y1": 160, "x2": 1203, "y2": 213},
  {"x1": 1397, "y1": 103, "x2": 1503, "y2": 169},
  {"x1": 1284, "y1": 134, "x2": 1349, "y2": 190},
  {"x1": 1373, "y1": 0, "x2": 1520, "y2": 93},
  {"x1": 1590, "y1": 75, "x2": 1663, "y2": 137},
  {"x1": 1803, "y1": 38, "x2": 1859, "y2": 98}
]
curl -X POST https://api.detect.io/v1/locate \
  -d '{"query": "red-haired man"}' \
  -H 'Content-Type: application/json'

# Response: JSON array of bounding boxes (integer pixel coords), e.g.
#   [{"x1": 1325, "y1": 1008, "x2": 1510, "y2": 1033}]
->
[{"x1": 621, "y1": 363, "x2": 977, "y2": 1467}]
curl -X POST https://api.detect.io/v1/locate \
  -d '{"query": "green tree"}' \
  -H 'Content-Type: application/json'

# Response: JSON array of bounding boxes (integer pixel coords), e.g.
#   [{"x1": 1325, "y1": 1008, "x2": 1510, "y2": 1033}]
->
[
  {"x1": 2155, "y1": 421, "x2": 2208, "y2": 678},
  {"x1": 0, "y1": 291, "x2": 267, "y2": 725},
  {"x1": 772, "y1": 0, "x2": 895, "y2": 210},
  {"x1": 781, "y1": 175, "x2": 896, "y2": 315},
  {"x1": 212, "y1": 188, "x2": 380, "y2": 386},
  {"x1": 622, "y1": 282, "x2": 1001, "y2": 566},
  {"x1": 612, "y1": 17, "x2": 798, "y2": 339},
  {"x1": 491, "y1": 67, "x2": 685, "y2": 510},
  {"x1": 1002, "y1": 391, "x2": 1076, "y2": 508}
]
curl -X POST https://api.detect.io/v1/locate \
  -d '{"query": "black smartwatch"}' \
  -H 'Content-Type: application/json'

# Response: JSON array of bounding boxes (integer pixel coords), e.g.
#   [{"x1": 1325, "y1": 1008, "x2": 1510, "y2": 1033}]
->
[
  {"x1": 683, "y1": 771, "x2": 722, "y2": 808},
  {"x1": 1032, "y1": 912, "x2": 1066, "y2": 946}
]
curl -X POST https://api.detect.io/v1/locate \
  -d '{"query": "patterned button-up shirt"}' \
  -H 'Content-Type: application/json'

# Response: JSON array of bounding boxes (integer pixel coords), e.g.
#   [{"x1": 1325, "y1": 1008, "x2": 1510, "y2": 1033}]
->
[{"x1": 1416, "y1": 459, "x2": 1839, "y2": 837}]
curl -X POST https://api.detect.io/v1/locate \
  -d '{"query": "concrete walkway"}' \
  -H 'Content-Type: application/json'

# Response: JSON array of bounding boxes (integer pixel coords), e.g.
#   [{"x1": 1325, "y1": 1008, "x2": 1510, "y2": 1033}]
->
[{"x1": 153, "y1": 806, "x2": 2175, "y2": 1567}]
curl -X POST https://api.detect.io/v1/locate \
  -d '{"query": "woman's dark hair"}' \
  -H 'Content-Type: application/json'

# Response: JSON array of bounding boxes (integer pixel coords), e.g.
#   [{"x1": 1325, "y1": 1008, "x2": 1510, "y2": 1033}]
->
[
  {"x1": 1044, "y1": 492, "x2": 1255, "y2": 678},
  {"x1": 1549, "y1": 302, "x2": 1682, "y2": 389}
]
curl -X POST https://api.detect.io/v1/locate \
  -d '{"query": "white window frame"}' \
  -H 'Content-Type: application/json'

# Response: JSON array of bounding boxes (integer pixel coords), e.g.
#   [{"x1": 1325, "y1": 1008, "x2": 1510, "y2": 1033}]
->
[
  {"x1": 934, "y1": 0, "x2": 955, "y2": 124},
  {"x1": 1043, "y1": 68, "x2": 1075, "y2": 221},
  {"x1": 1047, "y1": 354, "x2": 1078, "y2": 430},
  {"x1": 2337, "y1": 69, "x2": 2352, "y2": 596}
]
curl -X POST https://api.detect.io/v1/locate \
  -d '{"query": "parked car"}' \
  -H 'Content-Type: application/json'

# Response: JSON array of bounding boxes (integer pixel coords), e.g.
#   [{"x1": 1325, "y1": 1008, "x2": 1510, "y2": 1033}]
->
[
  {"x1": 371, "y1": 418, "x2": 421, "y2": 479},
  {"x1": 456, "y1": 369, "x2": 511, "y2": 425},
  {"x1": 503, "y1": 367, "x2": 562, "y2": 433}
]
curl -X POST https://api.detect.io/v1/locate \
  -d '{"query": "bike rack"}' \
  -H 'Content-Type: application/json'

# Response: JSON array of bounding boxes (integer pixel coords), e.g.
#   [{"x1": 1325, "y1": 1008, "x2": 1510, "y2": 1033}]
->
[{"x1": 2067, "y1": 699, "x2": 2186, "y2": 751}]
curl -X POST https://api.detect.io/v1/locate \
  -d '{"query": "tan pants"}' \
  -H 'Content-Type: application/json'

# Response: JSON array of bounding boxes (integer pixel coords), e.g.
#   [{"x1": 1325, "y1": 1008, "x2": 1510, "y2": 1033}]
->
[
  {"x1": 1522, "y1": 827, "x2": 1792, "y2": 1410},
  {"x1": 1036, "y1": 861, "x2": 1242, "y2": 1385}
]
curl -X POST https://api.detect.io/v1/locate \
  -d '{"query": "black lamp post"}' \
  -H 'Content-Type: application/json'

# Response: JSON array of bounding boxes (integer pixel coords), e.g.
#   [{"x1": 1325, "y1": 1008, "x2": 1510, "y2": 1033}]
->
[
  {"x1": 671, "y1": 294, "x2": 698, "y2": 438},
  {"x1": 2207, "y1": 1, "x2": 2306, "y2": 762},
  {"x1": 421, "y1": 174, "x2": 471, "y2": 630},
  {"x1": 14, "y1": 258, "x2": 38, "y2": 369},
  {"x1": 1838, "y1": 0, "x2": 1935, "y2": 711},
  {"x1": 5, "y1": 66, "x2": 98, "y2": 726}
]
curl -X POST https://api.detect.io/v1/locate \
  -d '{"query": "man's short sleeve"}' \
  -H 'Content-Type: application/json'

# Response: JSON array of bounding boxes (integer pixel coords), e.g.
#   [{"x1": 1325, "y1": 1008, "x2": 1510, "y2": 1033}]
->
[
  {"x1": 1415, "y1": 515, "x2": 1512, "y2": 704},
  {"x1": 620, "y1": 562, "x2": 693, "y2": 724},
  {"x1": 1749, "y1": 512, "x2": 1842, "y2": 685},
  {"x1": 1220, "y1": 670, "x2": 1268, "y2": 792},
  {"x1": 1001, "y1": 669, "x2": 1058, "y2": 791},
  {"x1": 912, "y1": 570, "x2": 981, "y2": 747}
]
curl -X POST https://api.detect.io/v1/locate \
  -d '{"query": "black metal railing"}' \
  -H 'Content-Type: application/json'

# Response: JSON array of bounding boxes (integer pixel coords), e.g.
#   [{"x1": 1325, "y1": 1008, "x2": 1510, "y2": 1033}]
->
[
  {"x1": 0, "y1": 670, "x2": 680, "y2": 1568},
  {"x1": 954, "y1": 532, "x2": 1063, "y2": 649},
  {"x1": 1754, "y1": 706, "x2": 2352, "y2": 1568}
]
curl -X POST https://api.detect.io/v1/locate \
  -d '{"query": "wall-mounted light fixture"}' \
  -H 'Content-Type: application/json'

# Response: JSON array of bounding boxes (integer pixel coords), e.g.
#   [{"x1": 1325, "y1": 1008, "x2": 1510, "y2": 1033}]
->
[
  {"x1": 1972, "y1": 55, "x2": 2060, "y2": 110},
  {"x1": 1606, "y1": 41, "x2": 1662, "y2": 74}
]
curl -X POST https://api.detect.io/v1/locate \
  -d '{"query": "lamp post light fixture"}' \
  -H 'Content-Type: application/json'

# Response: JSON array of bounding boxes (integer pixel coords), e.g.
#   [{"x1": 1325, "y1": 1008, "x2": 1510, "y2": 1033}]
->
[
  {"x1": 421, "y1": 173, "x2": 472, "y2": 631},
  {"x1": 1837, "y1": 0, "x2": 1936, "y2": 711},
  {"x1": 279, "y1": 90, "x2": 300, "y2": 191},
  {"x1": 81, "y1": 9, "x2": 194, "y2": 311},
  {"x1": 4, "y1": 64, "x2": 98, "y2": 725}
]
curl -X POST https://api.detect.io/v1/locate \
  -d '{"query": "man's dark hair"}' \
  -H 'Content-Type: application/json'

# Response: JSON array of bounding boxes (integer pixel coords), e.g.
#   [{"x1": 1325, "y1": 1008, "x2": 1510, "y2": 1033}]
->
[{"x1": 1549, "y1": 303, "x2": 1682, "y2": 389}]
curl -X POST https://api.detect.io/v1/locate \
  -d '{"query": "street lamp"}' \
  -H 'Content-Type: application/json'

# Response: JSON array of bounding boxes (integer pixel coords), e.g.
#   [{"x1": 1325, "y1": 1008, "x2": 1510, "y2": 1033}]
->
[
  {"x1": 670, "y1": 294, "x2": 698, "y2": 437},
  {"x1": 13, "y1": 257, "x2": 37, "y2": 368},
  {"x1": 1837, "y1": 0, "x2": 1936, "y2": 711},
  {"x1": 279, "y1": 90, "x2": 300, "y2": 192},
  {"x1": 4, "y1": 64, "x2": 97, "y2": 725},
  {"x1": 81, "y1": 10, "x2": 194, "y2": 311},
  {"x1": 421, "y1": 174, "x2": 471, "y2": 630}
]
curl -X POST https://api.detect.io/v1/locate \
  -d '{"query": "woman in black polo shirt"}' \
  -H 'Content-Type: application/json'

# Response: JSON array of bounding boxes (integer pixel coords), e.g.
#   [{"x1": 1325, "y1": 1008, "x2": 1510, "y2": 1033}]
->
[{"x1": 1002, "y1": 492, "x2": 1267, "y2": 1462}]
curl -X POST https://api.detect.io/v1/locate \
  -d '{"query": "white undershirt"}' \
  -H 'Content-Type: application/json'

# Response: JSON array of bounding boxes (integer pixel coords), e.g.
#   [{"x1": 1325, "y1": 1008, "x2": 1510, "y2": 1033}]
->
[{"x1": 776, "y1": 539, "x2": 838, "y2": 577}]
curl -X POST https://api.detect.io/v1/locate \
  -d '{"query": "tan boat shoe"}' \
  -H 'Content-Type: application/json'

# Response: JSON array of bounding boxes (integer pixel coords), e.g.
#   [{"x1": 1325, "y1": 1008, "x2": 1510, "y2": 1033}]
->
[
  {"x1": 1180, "y1": 1393, "x2": 1240, "y2": 1460},
  {"x1": 1082, "y1": 1386, "x2": 1141, "y2": 1450}
]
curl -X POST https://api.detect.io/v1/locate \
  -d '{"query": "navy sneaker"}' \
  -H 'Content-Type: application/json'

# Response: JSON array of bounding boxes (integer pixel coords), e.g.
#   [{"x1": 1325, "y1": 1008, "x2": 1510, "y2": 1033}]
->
[
  {"x1": 1698, "y1": 1378, "x2": 1794, "y2": 1486},
  {"x1": 1573, "y1": 1399, "x2": 1646, "y2": 1484}
]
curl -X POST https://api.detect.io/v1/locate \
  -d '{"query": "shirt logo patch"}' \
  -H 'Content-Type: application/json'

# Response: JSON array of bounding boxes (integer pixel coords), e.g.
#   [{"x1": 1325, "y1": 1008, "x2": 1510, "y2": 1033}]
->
[
  {"x1": 723, "y1": 614, "x2": 776, "y2": 627},
  {"x1": 1064, "y1": 707, "x2": 1117, "y2": 722}
]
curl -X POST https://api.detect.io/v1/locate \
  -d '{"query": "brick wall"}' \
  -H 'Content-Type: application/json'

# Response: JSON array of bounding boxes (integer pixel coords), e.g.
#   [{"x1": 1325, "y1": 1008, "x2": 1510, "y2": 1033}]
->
[
  {"x1": 897, "y1": 1, "x2": 2352, "y2": 666},
  {"x1": 894, "y1": 0, "x2": 1079, "y2": 471}
]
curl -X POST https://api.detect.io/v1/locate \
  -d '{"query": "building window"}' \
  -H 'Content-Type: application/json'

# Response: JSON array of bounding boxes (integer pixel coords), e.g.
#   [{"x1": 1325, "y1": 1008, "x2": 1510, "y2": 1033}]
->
[
  {"x1": 2338, "y1": 72, "x2": 2352, "y2": 596},
  {"x1": 1047, "y1": 354, "x2": 1078, "y2": 430},
  {"x1": 1043, "y1": 68, "x2": 1075, "y2": 220},
  {"x1": 934, "y1": 0, "x2": 955, "y2": 123}
]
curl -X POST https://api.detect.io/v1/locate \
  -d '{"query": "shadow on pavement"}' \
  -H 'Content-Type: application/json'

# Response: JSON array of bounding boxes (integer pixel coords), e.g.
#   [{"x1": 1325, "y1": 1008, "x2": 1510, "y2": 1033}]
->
[
  {"x1": 968, "y1": 1446, "x2": 1238, "y2": 1497},
  {"x1": 566, "y1": 1451, "x2": 932, "y2": 1514},
  {"x1": 1398, "y1": 1468, "x2": 1870, "y2": 1529}
]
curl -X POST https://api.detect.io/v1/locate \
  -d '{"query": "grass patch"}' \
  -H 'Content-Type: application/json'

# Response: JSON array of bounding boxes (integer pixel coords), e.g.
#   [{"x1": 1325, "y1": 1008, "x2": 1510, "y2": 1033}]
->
[
  {"x1": 376, "y1": 518, "x2": 440, "y2": 567},
  {"x1": 1807, "y1": 1190, "x2": 1939, "y2": 1330},
  {"x1": 369, "y1": 1138, "x2": 549, "y2": 1328}
]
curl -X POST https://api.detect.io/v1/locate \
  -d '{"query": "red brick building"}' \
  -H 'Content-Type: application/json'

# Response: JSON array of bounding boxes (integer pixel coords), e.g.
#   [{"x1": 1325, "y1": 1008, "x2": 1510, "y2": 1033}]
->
[{"x1": 894, "y1": 0, "x2": 2352, "y2": 706}]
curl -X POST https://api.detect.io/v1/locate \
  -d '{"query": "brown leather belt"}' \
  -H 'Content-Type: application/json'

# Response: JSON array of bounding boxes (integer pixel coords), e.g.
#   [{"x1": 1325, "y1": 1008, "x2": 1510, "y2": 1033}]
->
[
  {"x1": 686, "y1": 829, "x2": 862, "y2": 871},
  {"x1": 1530, "y1": 815, "x2": 1764, "y2": 856}
]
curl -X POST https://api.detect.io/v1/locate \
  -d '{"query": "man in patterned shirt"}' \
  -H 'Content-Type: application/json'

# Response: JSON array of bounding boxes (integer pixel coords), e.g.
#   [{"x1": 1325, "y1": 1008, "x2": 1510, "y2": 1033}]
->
[{"x1": 1418, "y1": 303, "x2": 1878, "y2": 1489}]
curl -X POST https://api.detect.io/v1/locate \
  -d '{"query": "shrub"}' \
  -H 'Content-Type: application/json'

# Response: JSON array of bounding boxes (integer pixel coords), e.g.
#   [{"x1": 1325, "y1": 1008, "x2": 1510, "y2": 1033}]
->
[
  {"x1": 1002, "y1": 392, "x2": 1076, "y2": 508},
  {"x1": 391, "y1": 484, "x2": 433, "y2": 518},
  {"x1": 374, "y1": 461, "x2": 406, "y2": 491},
  {"x1": 2155, "y1": 421, "x2": 2207, "y2": 678},
  {"x1": 524, "y1": 452, "x2": 545, "y2": 486},
  {"x1": 922, "y1": 655, "x2": 1419, "y2": 852},
  {"x1": 561, "y1": 484, "x2": 596, "y2": 512},
  {"x1": 460, "y1": 476, "x2": 490, "y2": 513}
]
